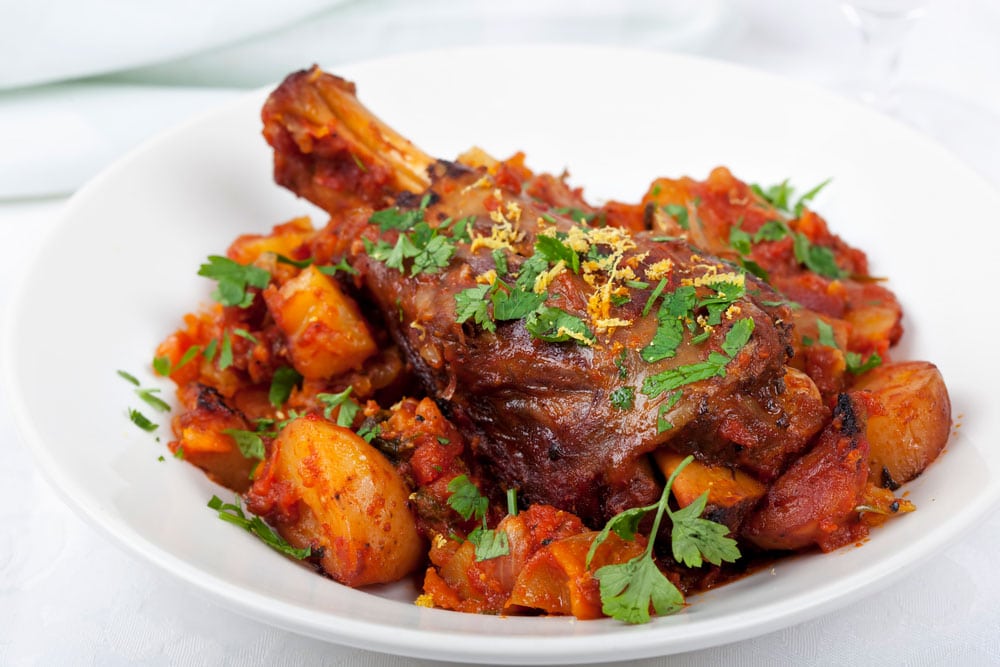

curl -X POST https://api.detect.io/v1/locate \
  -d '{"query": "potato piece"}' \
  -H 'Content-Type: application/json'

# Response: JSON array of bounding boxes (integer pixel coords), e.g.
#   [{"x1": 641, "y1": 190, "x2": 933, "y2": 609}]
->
[
  {"x1": 852, "y1": 361, "x2": 951, "y2": 488},
  {"x1": 264, "y1": 265, "x2": 376, "y2": 380},
  {"x1": 653, "y1": 451, "x2": 766, "y2": 533},
  {"x1": 246, "y1": 415, "x2": 423, "y2": 586},
  {"x1": 743, "y1": 393, "x2": 870, "y2": 552},
  {"x1": 229, "y1": 217, "x2": 315, "y2": 266},
  {"x1": 171, "y1": 383, "x2": 257, "y2": 492}
]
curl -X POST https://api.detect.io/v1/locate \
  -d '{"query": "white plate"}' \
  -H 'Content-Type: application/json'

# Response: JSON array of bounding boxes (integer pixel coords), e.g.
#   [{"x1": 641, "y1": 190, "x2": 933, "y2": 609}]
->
[{"x1": 6, "y1": 46, "x2": 1000, "y2": 664}]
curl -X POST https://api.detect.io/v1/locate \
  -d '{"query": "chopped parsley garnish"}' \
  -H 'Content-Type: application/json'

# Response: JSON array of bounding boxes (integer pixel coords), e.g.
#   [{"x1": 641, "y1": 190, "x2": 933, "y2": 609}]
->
[
  {"x1": 846, "y1": 351, "x2": 882, "y2": 374},
  {"x1": 492, "y1": 248, "x2": 509, "y2": 277},
  {"x1": 446, "y1": 474, "x2": 489, "y2": 522},
  {"x1": 117, "y1": 370, "x2": 140, "y2": 386},
  {"x1": 639, "y1": 286, "x2": 696, "y2": 363},
  {"x1": 793, "y1": 232, "x2": 847, "y2": 279},
  {"x1": 357, "y1": 422, "x2": 381, "y2": 443},
  {"x1": 793, "y1": 178, "x2": 832, "y2": 217},
  {"x1": 136, "y1": 387, "x2": 170, "y2": 413},
  {"x1": 514, "y1": 254, "x2": 550, "y2": 292},
  {"x1": 222, "y1": 428, "x2": 265, "y2": 460},
  {"x1": 492, "y1": 282, "x2": 546, "y2": 321},
  {"x1": 641, "y1": 278, "x2": 669, "y2": 317},
  {"x1": 268, "y1": 366, "x2": 303, "y2": 408},
  {"x1": 317, "y1": 258, "x2": 360, "y2": 276},
  {"x1": 454, "y1": 284, "x2": 496, "y2": 333},
  {"x1": 816, "y1": 319, "x2": 838, "y2": 348},
  {"x1": 663, "y1": 204, "x2": 689, "y2": 230},
  {"x1": 152, "y1": 356, "x2": 171, "y2": 377},
  {"x1": 317, "y1": 387, "x2": 361, "y2": 427},
  {"x1": 586, "y1": 455, "x2": 740, "y2": 624},
  {"x1": 615, "y1": 348, "x2": 629, "y2": 380},
  {"x1": 127, "y1": 408, "x2": 158, "y2": 432},
  {"x1": 467, "y1": 528, "x2": 510, "y2": 562},
  {"x1": 207, "y1": 495, "x2": 311, "y2": 559},
  {"x1": 232, "y1": 328, "x2": 259, "y2": 345},
  {"x1": 275, "y1": 253, "x2": 355, "y2": 276},
  {"x1": 198, "y1": 255, "x2": 270, "y2": 308},
  {"x1": 534, "y1": 234, "x2": 580, "y2": 274},
  {"x1": 609, "y1": 386, "x2": 636, "y2": 410},
  {"x1": 218, "y1": 332, "x2": 234, "y2": 370},
  {"x1": 525, "y1": 306, "x2": 595, "y2": 345},
  {"x1": 446, "y1": 475, "x2": 511, "y2": 562},
  {"x1": 642, "y1": 318, "x2": 755, "y2": 399},
  {"x1": 365, "y1": 196, "x2": 457, "y2": 277}
]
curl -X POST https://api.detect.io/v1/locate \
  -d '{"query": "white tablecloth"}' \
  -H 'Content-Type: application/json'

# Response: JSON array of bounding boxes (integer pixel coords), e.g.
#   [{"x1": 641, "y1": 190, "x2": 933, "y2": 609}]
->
[{"x1": 2, "y1": 1, "x2": 999, "y2": 664}]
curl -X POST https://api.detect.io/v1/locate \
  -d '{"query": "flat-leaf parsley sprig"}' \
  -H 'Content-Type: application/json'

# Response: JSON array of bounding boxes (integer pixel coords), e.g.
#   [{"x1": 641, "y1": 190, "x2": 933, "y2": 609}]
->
[
  {"x1": 208, "y1": 495, "x2": 311, "y2": 559},
  {"x1": 585, "y1": 455, "x2": 741, "y2": 624}
]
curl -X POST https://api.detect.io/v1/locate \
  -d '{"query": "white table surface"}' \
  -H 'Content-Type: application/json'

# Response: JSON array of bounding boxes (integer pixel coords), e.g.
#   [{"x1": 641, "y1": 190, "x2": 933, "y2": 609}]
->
[{"x1": 2, "y1": 1, "x2": 999, "y2": 664}]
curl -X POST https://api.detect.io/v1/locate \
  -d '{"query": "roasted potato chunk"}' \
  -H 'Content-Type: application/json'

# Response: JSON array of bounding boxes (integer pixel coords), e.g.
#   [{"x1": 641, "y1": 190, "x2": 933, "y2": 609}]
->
[
  {"x1": 653, "y1": 450, "x2": 766, "y2": 533},
  {"x1": 264, "y1": 265, "x2": 377, "y2": 380},
  {"x1": 170, "y1": 383, "x2": 257, "y2": 492},
  {"x1": 852, "y1": 361, "x2": 951, "y2": 488},
  {"x1": 246, "y1": 415, "x2": 423, "y2": 586},
  {"x1": 743, "y1": 393, "x2": 871, "y2": 552}
]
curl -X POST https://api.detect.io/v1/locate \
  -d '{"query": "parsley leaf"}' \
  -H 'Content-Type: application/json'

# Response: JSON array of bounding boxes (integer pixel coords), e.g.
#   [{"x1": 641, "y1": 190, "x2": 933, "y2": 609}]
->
[
  {"x1": 492, "y1": 282, "x2": 546, "y2": 321},
  {"x1": 136, "y1": 387, "x2": 170, "y2": 413},
  {"x1": 753, "y1": 220, "x2": 789, "y2": 243},
  {"x1": 207, "y1": 495, "x2": 311, "y2": 559},
  {"x1": 816, "y1": 318, "x2": 838, "y2": 348},
  {"x1": 534, "y1": 235, "x2": 580, "y2": 274},
  {"x1": 751, "y1": 179, "x2": 794, "y2": 212},
  {"x1": 793, "y1": 233, "x2": 847, "y2": 279},
  {"x1": 588, "y1": 455, "x2": 740, "y2": 624},
  {"x1": 446, "y1": 475, "x2": 511, "y2": 561},
  {"x1": 525, "y1": 306, "x2": 595, "y2": 345},
  {"x1": 468, "y1": 526, "x2": 510, "y2": 562},
  {"x1": 846, "y1": 351, "x2": 883, "y2": 374},
  {"x1": 595, "y1": 555, "x2": 685, "y2": 624},
  {"x1": 217, "y1": 331, "x2": 236, "y2": 370},
  {"x1": 317, "y1": 258, "x2": 360, "y2": 276},
  {"x1": 316, "y1": 387, "x2": 361, "y2": 427},
  {"x1": 492, "y1": 248, "x2": 509, "y2": 277},
  {"x1": 515, "y1": 254, "x2": 550, "y2": 292},
  {"x1": 454, "y1": 284, "x2": 497, "y2": 333},
  {"x1": 663, "y1": 204, "x2": 690, "y2": 230},
  {"x1": 609, "y1": 386, "x2": 636, "y2": 410},
  {"x1": 268, "y1": 366, "x2": 303, "y2": 408},
  {"x1": 446, "y1": 474, "x2": 489, "y2": 522},
  {"x1": 642, "y1": 319, "x2": 755, "y2": 399},
  {"x1": 222, "y1": 428, "x2": 265, "y2": 460},
  {"x1": 793, "y1": 177, "x2": 832, "y2": 217},
  {"x1": 729, "y1": 223, "x2": 753, "y2": 256},
  {"x1": 198, "y1": 256, "x2": 270, "y2": 308},
  {"x1": 127, "y1": 408, "x2": 158, "y2": 432},
  {"x1": 669, "y1": 491, "x2": 741, "y2": 568},
  {"x1": 117, "y1": 370, "x2": 140, "y2": 386}
]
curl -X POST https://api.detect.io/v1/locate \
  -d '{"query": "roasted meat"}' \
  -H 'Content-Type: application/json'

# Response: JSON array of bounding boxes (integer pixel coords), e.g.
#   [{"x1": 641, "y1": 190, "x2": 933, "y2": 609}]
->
[{"x1": 261, "y1": 67, "x2": 830, "y2": 525}]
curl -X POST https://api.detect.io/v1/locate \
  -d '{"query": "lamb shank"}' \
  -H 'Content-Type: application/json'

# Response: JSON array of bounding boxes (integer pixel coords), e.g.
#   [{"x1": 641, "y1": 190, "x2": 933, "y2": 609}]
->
[{"x1": 261, "y1": 67, "x2": 829, "y2": 525}]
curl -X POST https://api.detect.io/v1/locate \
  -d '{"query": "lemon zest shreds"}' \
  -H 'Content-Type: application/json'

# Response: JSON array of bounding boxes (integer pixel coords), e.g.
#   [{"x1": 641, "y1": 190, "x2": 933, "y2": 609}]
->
[
  {"x1": 645, "y1": 259, "x2": 674, "y2": 282},
  {"x1": 476, "y1": 269, "x2": 498, "y2": 286},
  {"x1": 470, "y1": 219, "x2": 521, "y2": 253},
  {"x1": 533, "y1": 260, "x2": 567, "y2": 294},
  {"x1": 682, "y1": 271, "x2": 746, "y2": 289},
  {"x1": 558, "y1": 326, "x2": 596, "y2": 345},
  {"x1": 461, "y1": 175, "x2": 493, "y2": 194},
  {"x1": 595, "y1": 317, "x2": 633, "y2": 331}
]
